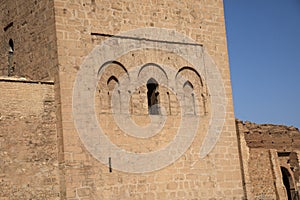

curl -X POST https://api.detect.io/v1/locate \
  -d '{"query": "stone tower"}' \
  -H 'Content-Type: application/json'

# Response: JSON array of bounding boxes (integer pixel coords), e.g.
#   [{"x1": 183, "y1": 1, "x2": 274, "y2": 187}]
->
[{"x1": 0, "y1": 0, "x2": 244, "y2": 199}]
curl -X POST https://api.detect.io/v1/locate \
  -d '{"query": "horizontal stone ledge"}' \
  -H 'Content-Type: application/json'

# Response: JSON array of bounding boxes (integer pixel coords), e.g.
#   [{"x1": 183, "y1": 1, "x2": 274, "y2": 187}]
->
[
  {"x1": 0, "y1": 76, "x2": 54, "y2": 85},
  {"x1": 91, "y1": 32, "x2": 203, "y2": 47}
]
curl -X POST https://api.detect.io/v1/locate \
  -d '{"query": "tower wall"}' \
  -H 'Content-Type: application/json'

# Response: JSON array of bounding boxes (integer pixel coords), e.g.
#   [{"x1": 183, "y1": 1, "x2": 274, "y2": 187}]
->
[
  {"x1": 0, "y1": 0, "x2": 58, "y2": 80},
  {"x1": 0, "y1": 0, "x2": 244, "y2": 199},
  {"x1": 53, "y1": 0, "x2": 244, "y2": 199}
]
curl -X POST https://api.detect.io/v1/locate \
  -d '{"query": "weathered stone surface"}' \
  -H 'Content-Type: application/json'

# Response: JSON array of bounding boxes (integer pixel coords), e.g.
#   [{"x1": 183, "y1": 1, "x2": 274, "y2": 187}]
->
[
  {"x1": 0, "y1": 0, "x2": 245, "y2": 199},
  {"x1": 0, "y1": 0, "x2": 58, "y2": 81},
  {"x1": 0, "y1": 78, "x2": 60, "y2": 199},
  {"x1": 238, "y1": 120, "x2": 300, "y2": 150},
  {"x1": 236, "y1": 120, "x2": 300, "y2": 200}
]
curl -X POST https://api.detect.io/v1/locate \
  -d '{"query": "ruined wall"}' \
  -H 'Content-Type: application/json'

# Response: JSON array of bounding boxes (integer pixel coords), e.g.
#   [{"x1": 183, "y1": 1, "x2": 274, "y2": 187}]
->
[
  {"x1": 54, "y1": 0, "x2": 244, "y2": 199},
  {"x1": 0, "y1": 0, "x2": 58, "y2": 80},
  {"x1": 236, "y1": 120, "x2": 300, "y2": 200},
  {"x1": 248, "y1": 149, "x2": 278, "y2": 199},
  {"x1": 0, "y1": 77, "x2": 61, "y2": 199},
  {"x1": 241, "y1": 121, "x2": 300, "y2": 150}
]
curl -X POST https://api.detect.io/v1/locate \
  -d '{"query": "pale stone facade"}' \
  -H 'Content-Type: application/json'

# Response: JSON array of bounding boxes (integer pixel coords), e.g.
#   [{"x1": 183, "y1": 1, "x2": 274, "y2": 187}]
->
[{"x1": 0, "y1": 0, "x2": 283, "y2": 199}]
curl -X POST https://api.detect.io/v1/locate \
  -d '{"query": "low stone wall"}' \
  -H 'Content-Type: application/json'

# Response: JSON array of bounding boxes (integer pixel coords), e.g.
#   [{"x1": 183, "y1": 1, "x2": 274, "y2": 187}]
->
[{"x1": 0, "y1": 77, "x2": 61, "y2": 199}]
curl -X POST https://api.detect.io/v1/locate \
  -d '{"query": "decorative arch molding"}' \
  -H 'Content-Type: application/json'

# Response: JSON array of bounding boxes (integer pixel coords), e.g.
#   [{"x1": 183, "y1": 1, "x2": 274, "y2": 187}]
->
[
  {"x1": 183, "y1": 80, "x2": 194, "y2": 90},
  {"x1": 97, "y1": 60, "x2": 129, "y2": 79},
  {"x1": 107, "y1": 75, "x2": 120, "y2": 93},
  {"x1": 176, "y1": 66, "x2": 203, "y2": 87},
  {"x1": 137, "y1": 63, "x2": 168, "y2": 86},
  {"x1": 97, "y1": 61, "x2": 126, "y2": 114},
  {"x1": 138, "y1": 63, "x2": 168, "y2": 79},
  {"x1": 183, "y1": 80, "x2": 196, "y2": 115},
  {"x1": 107, "y1": 75, "x2": 119, "y2": 86},
  {"x1": 176, "y1": 67, "x2": 207, "y2": 116}
]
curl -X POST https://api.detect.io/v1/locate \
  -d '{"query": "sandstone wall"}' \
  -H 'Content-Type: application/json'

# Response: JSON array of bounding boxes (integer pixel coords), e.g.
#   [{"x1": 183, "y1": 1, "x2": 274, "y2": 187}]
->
[
  {"x1": 0, "y1": 77, "x2": 61, "y2": 199},
  {"x1": 0, "y1": 0, "x2": 58, "y2": 81},
  {"x1": 53, "y1": 0, "x2": 244, "y2": 199},
  {"x1": 0, "y1": 0, "x2": 245, "y2": 199},
  {"x1": 236, "y1": 120, "x2": 300, "y2": 200}
]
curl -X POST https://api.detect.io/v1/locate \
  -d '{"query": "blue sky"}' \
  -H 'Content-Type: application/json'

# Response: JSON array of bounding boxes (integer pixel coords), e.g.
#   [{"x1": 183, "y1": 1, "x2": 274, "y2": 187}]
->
[{"x1": 223, "y1": 0, "x2": 300, "y2": 128}]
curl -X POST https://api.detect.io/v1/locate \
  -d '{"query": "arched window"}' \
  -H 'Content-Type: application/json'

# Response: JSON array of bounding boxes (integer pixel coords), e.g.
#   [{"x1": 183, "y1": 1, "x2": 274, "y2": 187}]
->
[
  {"x1": 107, "y1": 76, "x2": 119, "y2": 113},
  {"x1": 147, "y1": 78, "x2": 160, "y2": 115},
  {"x1": 9, "y1": 39, "x2": 14, "y2": 52},
  {"x1": 183, "y1": 81, "x2": 195, "y2": 115},
  {"x1": 8, "y1": 39, "x2": 14, "y2": 76}
]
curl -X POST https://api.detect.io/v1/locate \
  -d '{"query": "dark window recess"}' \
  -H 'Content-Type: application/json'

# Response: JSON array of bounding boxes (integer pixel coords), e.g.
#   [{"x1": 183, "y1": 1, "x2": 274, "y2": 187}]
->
[
  {"x1": 147, "y1": 78, "x2": 160, "y2": 115},
  {"x1": 8, "y1": 39, "x2": 14, "y2": 76}
]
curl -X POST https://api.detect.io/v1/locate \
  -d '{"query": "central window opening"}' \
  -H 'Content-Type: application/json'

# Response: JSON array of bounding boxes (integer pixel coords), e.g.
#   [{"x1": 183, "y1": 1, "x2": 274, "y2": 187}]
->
[{"x1": 147, "y1": 78, "x2": 160, "y2": 115}]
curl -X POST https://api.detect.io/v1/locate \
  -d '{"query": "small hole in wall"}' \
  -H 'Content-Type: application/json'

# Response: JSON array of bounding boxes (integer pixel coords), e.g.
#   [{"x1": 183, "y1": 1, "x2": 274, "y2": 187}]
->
[
  {"x1": 3, "y1": 22, "x2": 14, "y2": 31},
  {"x1": 109, "y1": 157, "x2": 112, "y2": 173}
]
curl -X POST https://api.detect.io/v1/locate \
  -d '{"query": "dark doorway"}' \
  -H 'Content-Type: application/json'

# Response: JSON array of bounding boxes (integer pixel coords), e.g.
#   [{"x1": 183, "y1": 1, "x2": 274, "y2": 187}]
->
[{"x1": 281, "y1": 167, "x2": 293, "y2": 200}]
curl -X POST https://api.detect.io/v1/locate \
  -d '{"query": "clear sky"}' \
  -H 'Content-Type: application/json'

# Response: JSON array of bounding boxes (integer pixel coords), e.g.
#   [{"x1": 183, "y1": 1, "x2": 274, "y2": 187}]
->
[{"x1": 223, "y1": 0, "x2": 300, "y2": 129}]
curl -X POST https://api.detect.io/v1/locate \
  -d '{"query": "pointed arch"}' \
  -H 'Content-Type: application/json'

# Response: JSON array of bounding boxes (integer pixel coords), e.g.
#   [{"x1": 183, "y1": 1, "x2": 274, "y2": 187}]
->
[
  {"x1": 183, "y1": 80, "x2": 195, "y2": 115},
  {"x1": 147, "y1": 78, "x2": 160, "y2": 115},
  {"x1": 107, "y1": 75, "x2": 119, "y2": 91},
  {"x1": 183, "y1": 80, "x2": 194, "y2": 90},
  {"x1": 147, "y1": 77, "x2": 158, "y2": 85},
  {"x1": 107, "y1": 75, "x2": 119, "y2": 86},
  {"x1": 138, "y1": 63, "x2": 168, "y2": 80},
  {"x1": 176, "y1": 66, "x2": 203, "y2": 86},
  {"x1": 98, "y1": 60, "x2": 129, "y2": 79}
]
